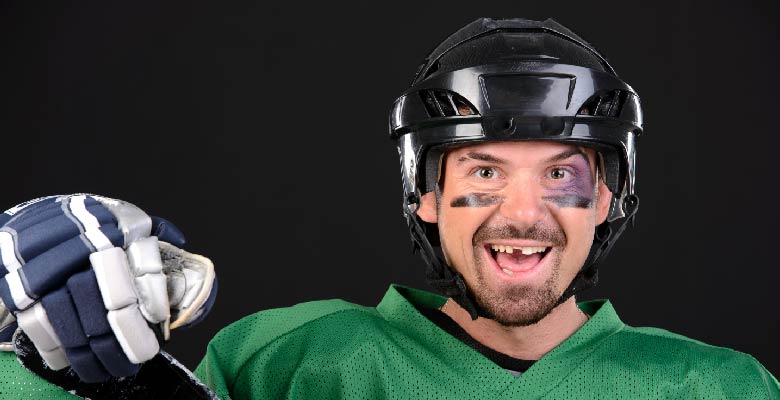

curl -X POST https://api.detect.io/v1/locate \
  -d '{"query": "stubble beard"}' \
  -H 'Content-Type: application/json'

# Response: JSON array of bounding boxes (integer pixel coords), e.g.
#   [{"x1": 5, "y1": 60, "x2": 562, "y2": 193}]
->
[
  {"x1": 468, "y1": 222, "x2": 567, "y2": 327},
  {"x1": 471, "y1": 250, "x2": 562, "y2": 327}
]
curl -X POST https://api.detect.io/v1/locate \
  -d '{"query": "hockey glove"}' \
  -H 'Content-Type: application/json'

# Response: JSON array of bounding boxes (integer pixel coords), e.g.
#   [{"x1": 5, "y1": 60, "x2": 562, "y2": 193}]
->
[{"x1": 0, "y1": 194, "x2": 216, "y2": 383}]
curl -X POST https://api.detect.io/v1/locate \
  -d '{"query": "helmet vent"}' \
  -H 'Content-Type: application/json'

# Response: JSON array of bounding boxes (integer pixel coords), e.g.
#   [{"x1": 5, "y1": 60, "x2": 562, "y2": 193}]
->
[
  {"x1": 577, "y1": 90, "x2": 628, "y2": 117},
  {"x1": 420, "y1": 90, "x2": 478, "y2": 117}
]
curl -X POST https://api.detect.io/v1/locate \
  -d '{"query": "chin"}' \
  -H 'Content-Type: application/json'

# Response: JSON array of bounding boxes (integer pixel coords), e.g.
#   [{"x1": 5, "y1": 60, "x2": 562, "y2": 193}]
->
[
  {"x1": 472, "y1": 273, "x2": 561, "y2": 327},
  {"x1": 467, "y1": 247, "x2": 566, "y2": 327}
]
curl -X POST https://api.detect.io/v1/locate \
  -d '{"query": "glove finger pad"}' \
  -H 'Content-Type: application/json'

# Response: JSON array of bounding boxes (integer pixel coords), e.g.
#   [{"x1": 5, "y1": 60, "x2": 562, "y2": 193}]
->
[
  {"x1": 15, "y1": 303, "x2": 70, "y2": 370},
  {"x1": 90, "y1": 248, "x2": 138, "y2": 310},
  {"x1": 107, "y1": 305, "x2": 159, "y2": 364},
  {"x1": 42, "y1": 284, "x2": 142, "y2": 382},
  {"x1": 64, "y1": 269, "x2": 146, "y2": 380},
  {"x1": 65, "y1": 345, "x2": 111, "y2": 383},
  {"x1": 126, "y1": 237, "x2": 164, "y2": 276},
  {"x1": 16, "y1": 303, "x2": 62, "y2": 352},
  {"x1": 89, "y1": 334, "x2": 141, "y2": 377},
  {"x1": 37, "y1": 346, "x2": 69, "y2": 371},
  {"x1": 41, "y1": 287, "x2": 88, "y2": 348},
  {"x1": 67, "y1": 270, "x2": 112, "y2": 337},
  {"x1": 134, "y1": 274, "x2": 170, "y2": 323}
]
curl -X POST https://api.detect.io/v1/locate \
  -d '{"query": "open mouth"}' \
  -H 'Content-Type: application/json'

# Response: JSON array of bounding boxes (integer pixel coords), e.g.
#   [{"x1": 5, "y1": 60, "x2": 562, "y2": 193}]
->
[{"x1": 486, "y1": 244, "x2": 552, "y2": 276}]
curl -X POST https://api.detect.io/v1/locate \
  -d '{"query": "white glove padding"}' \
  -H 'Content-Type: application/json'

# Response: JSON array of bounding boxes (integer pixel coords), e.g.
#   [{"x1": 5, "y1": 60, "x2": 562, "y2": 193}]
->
[{"x1": 89, "y1": 246, "x2": 162, "y2": 363}]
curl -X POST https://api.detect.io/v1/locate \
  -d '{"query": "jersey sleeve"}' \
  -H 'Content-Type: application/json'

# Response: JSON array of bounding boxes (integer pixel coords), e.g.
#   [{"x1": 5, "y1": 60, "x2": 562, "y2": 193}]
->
[
  {"x1": 760, "y1": 363, "x2": 780, "y2": 399},
  {"x1": 194, "y1": 299, "x2": 358, "y2": 400},
  {"x1": 715, "y1": 352, "x2": 780, "y2": 399},
  {"x1": 748, "y1": 357, "x2": 779, "y2": 399}
]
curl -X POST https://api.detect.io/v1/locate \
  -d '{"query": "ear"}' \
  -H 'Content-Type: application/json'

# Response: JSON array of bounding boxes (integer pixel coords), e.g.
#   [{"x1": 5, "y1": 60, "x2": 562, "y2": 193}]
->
[
  {"x1": 416, "y1": 191, "x2": 438, "y2": 223},
  {"x1": 595, "y1": 179, "x2": 612, "y2": 225}
]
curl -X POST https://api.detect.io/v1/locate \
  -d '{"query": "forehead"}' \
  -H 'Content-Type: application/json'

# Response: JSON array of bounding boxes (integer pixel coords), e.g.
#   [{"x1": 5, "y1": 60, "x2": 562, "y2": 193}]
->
[{"x1": 445, "y1": 140, "x2": 595, "y2": 166}]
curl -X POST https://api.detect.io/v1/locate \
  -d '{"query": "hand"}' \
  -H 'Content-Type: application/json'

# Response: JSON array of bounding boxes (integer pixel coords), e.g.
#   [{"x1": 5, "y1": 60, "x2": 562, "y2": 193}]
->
[{"x1": 0, "y1": 194, "x2": 216, "y2": 383}]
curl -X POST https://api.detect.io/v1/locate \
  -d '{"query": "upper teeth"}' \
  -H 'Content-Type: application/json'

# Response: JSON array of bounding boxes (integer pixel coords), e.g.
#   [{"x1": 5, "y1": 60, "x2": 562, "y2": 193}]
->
[{"x1": 490, "y1": 245, "x2": 547, "y2": 255}]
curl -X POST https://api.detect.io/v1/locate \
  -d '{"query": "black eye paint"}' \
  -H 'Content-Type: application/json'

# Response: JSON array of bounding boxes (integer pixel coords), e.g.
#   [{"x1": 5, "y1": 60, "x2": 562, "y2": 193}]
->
[
  {"x1": 450, "y1": 193, "x2": 505, "y2": 208},
  {"x1": 542, "y1": 194, "x2": 593, "y2": 209}
]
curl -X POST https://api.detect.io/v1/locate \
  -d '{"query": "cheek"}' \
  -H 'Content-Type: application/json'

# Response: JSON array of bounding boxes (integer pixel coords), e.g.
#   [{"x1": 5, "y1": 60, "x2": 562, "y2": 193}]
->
[
  {"x1": 439, "y1": 206, "x2": 491, "y2": 243},
  {"x1": 437, "y1": 206, "x2": 494, "y2": 265},
  {"x1": 555, "y1": 208, "x2": 597, "y2": 265}
]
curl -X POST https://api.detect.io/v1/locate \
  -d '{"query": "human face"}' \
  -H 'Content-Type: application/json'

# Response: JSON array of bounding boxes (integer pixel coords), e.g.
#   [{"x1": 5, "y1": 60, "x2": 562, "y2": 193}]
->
[{"x1": 417, "y1": 141, "x2": 612, "y2": 326}]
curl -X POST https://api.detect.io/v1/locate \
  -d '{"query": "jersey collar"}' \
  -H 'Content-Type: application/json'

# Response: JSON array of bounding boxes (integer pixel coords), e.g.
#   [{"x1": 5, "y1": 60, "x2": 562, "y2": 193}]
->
[{"x1": 376, "y1": 284, "x2": 626, "y2": 398}]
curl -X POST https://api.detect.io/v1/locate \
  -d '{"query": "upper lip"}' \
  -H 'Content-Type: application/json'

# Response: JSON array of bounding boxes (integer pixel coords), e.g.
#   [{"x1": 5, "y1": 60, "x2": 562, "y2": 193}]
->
[{"x1": 483, "y1": 241, "x2": 553, "y2": 248}]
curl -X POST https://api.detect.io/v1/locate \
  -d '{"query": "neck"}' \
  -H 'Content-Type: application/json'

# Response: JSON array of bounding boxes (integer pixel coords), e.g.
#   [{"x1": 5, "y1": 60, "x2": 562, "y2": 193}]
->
[{"x1": 441, "y1": 297, "x2": 589, "y2": 360}]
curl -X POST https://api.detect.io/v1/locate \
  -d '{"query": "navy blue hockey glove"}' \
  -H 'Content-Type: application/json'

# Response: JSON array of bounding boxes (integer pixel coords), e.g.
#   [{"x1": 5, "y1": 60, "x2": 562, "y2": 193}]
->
[{"x1": 0, "y1": 194, "x2": 216, "y2": 383}]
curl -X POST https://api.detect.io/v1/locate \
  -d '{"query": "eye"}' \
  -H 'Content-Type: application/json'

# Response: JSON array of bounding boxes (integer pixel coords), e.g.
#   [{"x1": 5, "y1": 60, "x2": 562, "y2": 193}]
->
[
  {"x1": 550, "y1": 168, "x2": 568, "y2": 179},
  {"x1": 475, "y1": 167, "x2": 498, "y2": 179}
]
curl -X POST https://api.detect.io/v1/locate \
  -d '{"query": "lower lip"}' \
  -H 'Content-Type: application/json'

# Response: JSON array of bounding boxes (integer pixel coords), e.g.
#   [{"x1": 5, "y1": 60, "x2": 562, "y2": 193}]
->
[{"x1": 483, "y1": 245, "x2": 548, "y2": 281}]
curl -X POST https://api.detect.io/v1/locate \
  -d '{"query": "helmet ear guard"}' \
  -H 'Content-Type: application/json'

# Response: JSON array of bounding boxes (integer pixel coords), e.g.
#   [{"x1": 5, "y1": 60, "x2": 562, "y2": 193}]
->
[{"x1": 391, "y1": 18, "x2": 643, "y2": 319}]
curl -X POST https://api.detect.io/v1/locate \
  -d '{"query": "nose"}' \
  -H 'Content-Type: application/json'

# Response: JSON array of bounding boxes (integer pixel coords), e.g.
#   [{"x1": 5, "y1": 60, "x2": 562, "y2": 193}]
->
[{"x1": 498, "y1": 177, "x2": 546, "y2": 227}]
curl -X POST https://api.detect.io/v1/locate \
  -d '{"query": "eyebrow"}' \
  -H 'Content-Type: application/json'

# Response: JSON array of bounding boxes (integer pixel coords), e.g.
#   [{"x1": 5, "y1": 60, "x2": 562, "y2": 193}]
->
[
  {"x1": 456, "y1": 152, "x2": 508, "y2": 165},
  {"x1": 543, "y1": 147, "x2": 590, "y2": 166}
]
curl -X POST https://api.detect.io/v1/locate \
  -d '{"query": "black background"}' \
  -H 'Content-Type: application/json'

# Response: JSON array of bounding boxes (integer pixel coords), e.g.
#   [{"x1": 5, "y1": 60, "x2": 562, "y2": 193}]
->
[{"x1": 1, "y1": 0, "x2": 778, "y2": 376}]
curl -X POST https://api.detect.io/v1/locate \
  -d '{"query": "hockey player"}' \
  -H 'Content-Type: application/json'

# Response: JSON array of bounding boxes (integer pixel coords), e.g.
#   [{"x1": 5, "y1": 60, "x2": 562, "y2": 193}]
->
[
  {"x1": 0, "y1": 17, "x2": 778, "y2": 399},
  {"x1": 192, "y1": 18, "x2": 780, "y2": 399}
]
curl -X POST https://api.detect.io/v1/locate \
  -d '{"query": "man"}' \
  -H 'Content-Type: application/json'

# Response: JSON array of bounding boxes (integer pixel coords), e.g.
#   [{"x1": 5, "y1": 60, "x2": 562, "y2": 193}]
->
[{"x1": 0, "y1": 17, "x2": 777, "y2": 399}]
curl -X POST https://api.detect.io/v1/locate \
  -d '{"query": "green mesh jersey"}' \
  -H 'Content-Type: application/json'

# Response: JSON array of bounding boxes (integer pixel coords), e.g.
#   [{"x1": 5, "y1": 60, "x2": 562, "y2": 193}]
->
[
  {"x1": 195, "y1": 285, "x2": 779, "y2": 399},
  {"x1": 0, "y1": 352, "x2": 78, "y2": 399},
  {"x1": 0, "y1": 285, "x2": 777, "y2": 399}
]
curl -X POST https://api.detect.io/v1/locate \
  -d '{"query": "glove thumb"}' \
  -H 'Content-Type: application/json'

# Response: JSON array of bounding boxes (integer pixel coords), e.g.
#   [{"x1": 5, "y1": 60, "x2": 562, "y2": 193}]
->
[{"x1": 150, "y1": 216, "x2": 186, "y2": 248}]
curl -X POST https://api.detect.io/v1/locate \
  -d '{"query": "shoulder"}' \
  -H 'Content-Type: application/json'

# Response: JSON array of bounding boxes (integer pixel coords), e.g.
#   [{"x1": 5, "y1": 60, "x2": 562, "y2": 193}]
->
[
  {"x1": 614, "y1": 324, "x2": 755, "y2": 363},
  {"x1": 204, "y1": 298, "x2": 389, "y2": 363},
  {"x1": 604, "y1": 325, "x2": 779, "y2": 398},
  {"x1": 213, "y1": 298, "x2": 377, "y2": 346},
  {"x1": 195, "y1": 298, "x2": 395, "y2": 398}
]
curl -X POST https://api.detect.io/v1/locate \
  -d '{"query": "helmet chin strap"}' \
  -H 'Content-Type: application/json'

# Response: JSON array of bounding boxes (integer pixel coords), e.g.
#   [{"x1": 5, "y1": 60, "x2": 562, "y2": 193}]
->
[
  {"x1": 554, "y1": 194, "x2": 640, "y2": 307},
  {"x1": 407, "y1": 208, "x2": 482, "y2": 320},
  {"x1": 407, "y1": 193, "x2": 639, "y2": 322}
]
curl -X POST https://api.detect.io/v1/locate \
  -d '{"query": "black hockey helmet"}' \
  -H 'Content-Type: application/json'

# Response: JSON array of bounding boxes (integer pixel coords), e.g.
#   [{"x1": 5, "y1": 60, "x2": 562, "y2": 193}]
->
[{"x1": 389, "y1": 18, "x2": 643, "y2": 319}]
